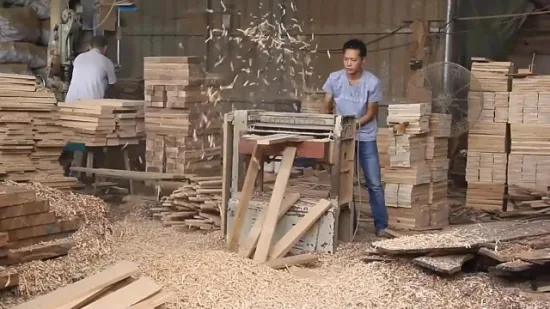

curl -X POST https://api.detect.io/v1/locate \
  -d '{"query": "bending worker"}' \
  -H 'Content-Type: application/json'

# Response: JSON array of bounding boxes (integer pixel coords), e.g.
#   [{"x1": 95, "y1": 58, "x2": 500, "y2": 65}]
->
[
  {"x1": 65, "y1": 35, "x2": 117, "y2": 102},
  {"x1": 63, "y1": 35, "x2": 117, "y2": 176},
  {"x1": 322, "y1": 39, "x2": 389, "y2": 237}
]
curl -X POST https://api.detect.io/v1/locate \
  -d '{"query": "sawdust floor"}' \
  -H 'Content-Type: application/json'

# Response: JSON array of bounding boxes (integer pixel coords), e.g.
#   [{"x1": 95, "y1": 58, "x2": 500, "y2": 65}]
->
[{"x1": 4, "y1": 199, "x2": 550, "y2": 309}]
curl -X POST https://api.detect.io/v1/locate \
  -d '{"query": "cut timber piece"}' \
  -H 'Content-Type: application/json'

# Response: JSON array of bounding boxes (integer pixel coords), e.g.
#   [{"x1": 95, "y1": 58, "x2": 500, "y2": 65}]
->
[
  {"x1": 0, "y1": 200, "x2": 50, "y2": 219},
  {"x1": 0, "y1": 240, "x2": 73, "y2": 266},
  {"x1": 268, "y1": 199, "x2": 332, "y2": 260},
  {"x1": 227, "y1": 145, "x2": 263, "y2": 252},
  {"x1": 382, "y1": 163, "x2": 431, "y2": 185},
  {"x1": 412, "y1": 254, "x2": 475, "y2": 275},
  {"x1": 0, "y1": 185, "x2": 36, "y2": 208},
  {"x1": 466, "y1": 182, "x2": 505, "y2": 212},
  {"x1": 129, "y1": 291, "x2": 177, "y2": 309},
  {"x1": 11, "y1": 261, "x2": 139, "y2": 309},
  {"x1": 0, "y1": 212, "x2": 57, "y2": 231},
  {"x1": 0, "y1": 232, "x2": 7, "y2": 246},
  {"x1": 254, "y1": 146, "x2": 297, "y2": 262},
  {"x1": 250, "y1": 134, "x2": 313, "y2": 145},
  {"x1": 82, "y1": 277, "x2": 161, "y2": 309},
  {"x1": 0, "y1": 271, "x2": 18, "y2": 290},
  {"x1": 429, "y1": 113, "x2": 452, "y2": 137},
  {"x1": 388, "y1": 133, "x2": 427, "y2": 167},
  {"x1": 239, "y1": 193, "x2": 301, "y2": 258},
  {"x1": 372, "y1": 220, "x2": 550, "y2": 256},
  {"x1": 266, "y1": 253, "x2": 319, "y2": 270},
  {"x1": 517, "y1": 248, "x2": 550, "y2": 265}
]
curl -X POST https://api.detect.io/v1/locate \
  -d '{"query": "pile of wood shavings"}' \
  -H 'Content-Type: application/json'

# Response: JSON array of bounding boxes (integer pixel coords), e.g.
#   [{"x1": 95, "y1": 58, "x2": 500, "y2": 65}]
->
[
  {"x1": 372, "y1": 229, "x2": 487, "y2": 251},
  {"x1": 1, "y1": 182, "x2": 113, "y2": 299}
]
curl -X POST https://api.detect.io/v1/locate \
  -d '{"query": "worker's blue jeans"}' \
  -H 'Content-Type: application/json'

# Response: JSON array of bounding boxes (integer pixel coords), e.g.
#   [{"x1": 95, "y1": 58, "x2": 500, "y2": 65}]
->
[{"x1": 356, "y1": 141, "x2": 388, "y2": 232}]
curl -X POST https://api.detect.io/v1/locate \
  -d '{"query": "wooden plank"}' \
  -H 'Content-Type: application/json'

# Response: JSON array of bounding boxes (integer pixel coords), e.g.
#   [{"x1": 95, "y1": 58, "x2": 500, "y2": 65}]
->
[
  {"x1": 82, "y1": 277, "x2": 161, "y2": 309},
  {"x1": 268, "y1": 199, "x2": 332, "y2": 260},
  {"x1": 0, "y1": 240, "x2": 73, "y2": 266},
  {"x1": 254, "y1": 146, "x2": 297, "y2": 262},
  {"x1": 68, "y1": 168, "x2": 187, "y2": 180},
  {"x1": 0, "y1": 272, "x2": 18, "y2": 290},
  {"x1": 239, "y1": 138, "x2": 329, "y2": 160},
  {"x1": 0, "y1": 232, "x2": 7, "y2": 246},
  {"x1": 412, "y1": 254, "x2": 475, "y2": 275},
  {"x1": 0, "y1": 185, "x2": 36, "y2": 208},
  {"x1": 265, "y1": 253, "x2": 318, "y2": 270},
  {"x1": 227, "y1": 145, "x2": 263, "y2": 252},
  {"x1": 253, "y1": 134, "x2": 313, "y2": 145},
  {"x1": 0, "y1": 212, "x2": 57, "y2": 231},
  {"x1": 373, "y1": 220, "x2": 550, "y2": 256},
  {"x1": 12, "y1": 261, "x2": 139, "y2": 309},
  {"x1": 129, "y1": 291, "x2": 177, "y2": 309},
  {"x1": 239, "y1": 193, "x2": 301, "y2": 258},
  {"x1": 0, "y1": 200, "x2": 50, "y2": 219}
]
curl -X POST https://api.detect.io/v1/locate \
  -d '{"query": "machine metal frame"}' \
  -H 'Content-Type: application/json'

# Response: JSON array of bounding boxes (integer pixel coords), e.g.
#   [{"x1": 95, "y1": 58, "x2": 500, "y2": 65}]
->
[{"x1": 222, "y1": 110, "x2": 357, "y2": 254}]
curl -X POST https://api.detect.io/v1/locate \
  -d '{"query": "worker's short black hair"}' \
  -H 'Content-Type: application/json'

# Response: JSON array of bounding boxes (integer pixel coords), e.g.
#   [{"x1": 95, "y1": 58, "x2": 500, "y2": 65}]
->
[
  {"x1": 343, "y1": 39, "x2": 367, "y2": 58},
  {"x1": 91, "y1": 35, "x2": 108, "y2": 49}
]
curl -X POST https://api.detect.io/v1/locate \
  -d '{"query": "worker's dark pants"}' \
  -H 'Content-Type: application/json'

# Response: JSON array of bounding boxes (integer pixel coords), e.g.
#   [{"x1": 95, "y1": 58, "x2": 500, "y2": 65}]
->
[{"x1": 356, "y1": 141, "x2": 388, "y2": 232}]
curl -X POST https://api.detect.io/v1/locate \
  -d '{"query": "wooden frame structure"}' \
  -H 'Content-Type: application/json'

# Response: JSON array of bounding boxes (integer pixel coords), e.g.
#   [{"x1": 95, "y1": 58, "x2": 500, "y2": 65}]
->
[{"x1": 222, "y1": 110, "x2": 357, "y2": 254}]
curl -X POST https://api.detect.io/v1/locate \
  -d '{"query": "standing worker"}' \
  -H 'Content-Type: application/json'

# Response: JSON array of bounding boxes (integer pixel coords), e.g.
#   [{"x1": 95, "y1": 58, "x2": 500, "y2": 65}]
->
[
  {"x1": 65, "y1": 35, "x2": 117, "y2": 102},
  {"x1": 322, "y1": 39, "x2": 388, "y2": 237},
  {"x1": 62, "y1": 35, "x2": 117, "y2": 176}
]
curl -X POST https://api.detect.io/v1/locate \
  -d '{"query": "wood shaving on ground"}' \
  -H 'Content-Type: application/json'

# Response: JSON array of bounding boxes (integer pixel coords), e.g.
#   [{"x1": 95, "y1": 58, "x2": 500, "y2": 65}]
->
[{"x1": 1, "y1": 199, "x2": 548, "y2": 309}]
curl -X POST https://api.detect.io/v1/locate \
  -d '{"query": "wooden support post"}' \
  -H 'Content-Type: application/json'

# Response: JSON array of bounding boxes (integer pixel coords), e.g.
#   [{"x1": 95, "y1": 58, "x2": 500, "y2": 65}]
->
[
  {"x1": 123, "y1": 148, "x2": 135, "y2": 195},
  {"x1": 254, "y1": 146, "x2": 297, "y2": 262},
  {"x1": 227, "y1": 145, "x2": 263, "y2": 252},
  {"x1": 221, "y1": 113, "x2": 234, "y2": 235},
  {"x1": 86, "y1": 151, "x2": 94, "y2": 178}
]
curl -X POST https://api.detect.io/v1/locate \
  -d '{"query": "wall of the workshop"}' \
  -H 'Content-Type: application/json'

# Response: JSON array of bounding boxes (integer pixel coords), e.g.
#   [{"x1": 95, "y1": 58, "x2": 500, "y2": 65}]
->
[{"x1": 116, "y1": 0, "x2": 447, "y2": 107}]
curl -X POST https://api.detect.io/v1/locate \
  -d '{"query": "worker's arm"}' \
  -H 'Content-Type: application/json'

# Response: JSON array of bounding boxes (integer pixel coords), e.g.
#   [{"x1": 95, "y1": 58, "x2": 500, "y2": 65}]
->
[
  {"x1": 358, "y1": 79, "x2": 383, "y2": 127},
  {"x1": 321, "y1": 73, "x2": 336, "y2": 114},
  {"x1": 106, "y1": 59, "x2": 117, "y2": 85},
  {"x1": 322, "y1": 93, "x2": 334, "y2": 114}
]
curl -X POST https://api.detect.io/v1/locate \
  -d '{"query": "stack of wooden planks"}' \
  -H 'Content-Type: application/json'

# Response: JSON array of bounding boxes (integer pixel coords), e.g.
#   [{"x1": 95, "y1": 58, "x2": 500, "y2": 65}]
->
[
  {"x1": 466, "y1": 63, "x2": 512, "y2": 213},
  {"x1": 300, "y1": 91, "x2": 325, "y2": 113},
  {"x1": 58, "y1": 99, "x2": 145, "y2": 146},
  {"x1": 0, "y1": 184, "x2": 80, "y2": 251},
  {"x1": 470, "y1": 59, "x2": 513, "y2": 92},
  {"x1": 0, "y1": 73, "x2": 77, "y2": 184},
  {"x1": 143, "y1": 56, "x2": 222, "y2": 175},
  {"x1": 384, "y1": 102, "x2": 450, "y2": 230},
  {"x1": 153, "y1": 175, "x2": 222, "y2": 230},
  {"x1": 507, "y1": 76, "x2": 550, "y2": 199},
  {"x1": 12, "y1": 261, "x2": 176, "y2": 309}
]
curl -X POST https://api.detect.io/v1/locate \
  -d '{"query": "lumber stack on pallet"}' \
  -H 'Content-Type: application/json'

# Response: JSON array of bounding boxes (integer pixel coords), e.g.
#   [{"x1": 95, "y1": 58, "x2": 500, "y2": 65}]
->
[
  {"x1": 143, "y1": 56, "x2": 222, "y2": 175},
  {"x1": 300, "y1": 91, "x2": 324, "y2": 113},
  {"x1": 466, "y1": 61, "x2": 512, "y2": 213},
  {"x1": 154, "y1": 176, "x2": 222, "y2": 230},
  {"x1": 11, "y1": 261, "x2": 176, "y2": 309},
  {"x1": 507, "y1": 76, "x2": 550, "y2": 199},
  {"x1": 58, "y1": 99, "x2": 145, "y2": 146},
  {"x1": 384, "y1": 103, "x2": 450, "y2": 230},
  {"x1": 0, "y1": 185, "x2": 80, "y2": 251}
]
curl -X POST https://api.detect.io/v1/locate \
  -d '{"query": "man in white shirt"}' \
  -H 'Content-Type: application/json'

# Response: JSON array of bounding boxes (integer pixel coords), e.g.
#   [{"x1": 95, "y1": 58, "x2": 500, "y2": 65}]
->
[
  {"x1": 65, "y1": 35, "x2": 117, "y2": 102},
  {"x1": 63, "y1": 35, "x2": 117, "y2": 176}
]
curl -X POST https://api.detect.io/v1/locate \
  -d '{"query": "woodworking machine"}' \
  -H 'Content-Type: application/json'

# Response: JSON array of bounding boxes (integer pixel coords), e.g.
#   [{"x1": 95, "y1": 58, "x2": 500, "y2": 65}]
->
[{"x1": 222, "y1": 111, "x2": 357, "y2": 255}]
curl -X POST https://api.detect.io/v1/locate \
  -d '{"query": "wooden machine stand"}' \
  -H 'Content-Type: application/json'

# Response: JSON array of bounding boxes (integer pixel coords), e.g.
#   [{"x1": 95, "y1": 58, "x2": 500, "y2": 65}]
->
[{"x1": 222, "y1": 110, "x2": 357, "y2": 254}]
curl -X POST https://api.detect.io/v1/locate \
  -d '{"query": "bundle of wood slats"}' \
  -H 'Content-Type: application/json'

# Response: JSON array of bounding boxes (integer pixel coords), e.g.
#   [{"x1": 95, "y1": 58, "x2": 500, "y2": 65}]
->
[
  {"x1": 471, "y1": 59, "x2": 513, "y2": 92},
  {"x1": 58, "y1": 99, "x2": 145, "y2": 146},
  {"x1": 12, "y1": 261, "x2": 175, "y2": 309},
  {"x1": 466, "y1": 61, "x2": 512, "y2": 213},
  {"x1": 508, "y1": 91, "x2": 550, "y2": 124},
  {"x1": 153, "y1": 176, "x2": 222, "y2": 230},
  {"x1": 384, "y1": 103, "x2": 450, "y2": 230},
  {"x1": 0, "y1": 73, "x2": 76, "y2": 185},
  {"x1": 143, "y1": 57, "x2": 222, "y2": 175}
]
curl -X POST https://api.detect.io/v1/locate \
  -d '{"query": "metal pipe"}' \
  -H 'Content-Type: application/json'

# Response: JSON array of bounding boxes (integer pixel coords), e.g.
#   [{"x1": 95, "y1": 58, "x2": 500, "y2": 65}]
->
[
  {"x1": 116, "y1": 8, "x2": 121, "y2": 67},
  {"x1": 443, "y1": 0, "x2": 456, "y2": 93}
]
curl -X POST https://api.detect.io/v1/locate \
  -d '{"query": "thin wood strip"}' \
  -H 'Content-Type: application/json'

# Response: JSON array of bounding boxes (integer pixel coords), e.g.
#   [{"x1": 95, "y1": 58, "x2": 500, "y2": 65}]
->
[
  {"x1": 265, "y1": 253, "x2": 319, "y2": 270},
  {"x1": 268, "y1": 199, "x2": 332, "y2": 260},
  {"x1": 129, "y1": 291, "x2": 177, "y2": 309},
  {"x1": 254, "y1": 146, "x2": 297, "y2": 262},
  {"x1": 227, "y1": 145, "x2": 263, "y2": 252},
  {"x1": 239, "y1": 193, "x2": 301, "y2": 258},
  {"x1": 82, "y1": 277, "x2": 161, "y2": 309}
]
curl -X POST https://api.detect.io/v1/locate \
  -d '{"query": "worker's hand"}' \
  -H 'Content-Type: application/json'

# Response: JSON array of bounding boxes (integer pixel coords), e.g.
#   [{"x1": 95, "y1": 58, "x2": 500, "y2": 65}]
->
[{"x1": 356, "y1": 121, "x2": 362, "y2": 130}]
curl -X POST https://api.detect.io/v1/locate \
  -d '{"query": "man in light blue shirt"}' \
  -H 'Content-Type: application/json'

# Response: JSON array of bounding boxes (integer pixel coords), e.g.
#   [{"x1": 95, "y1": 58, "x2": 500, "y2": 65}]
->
[{"x1": 322, "y1": 39, "x2": 388, "y2": 236}]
